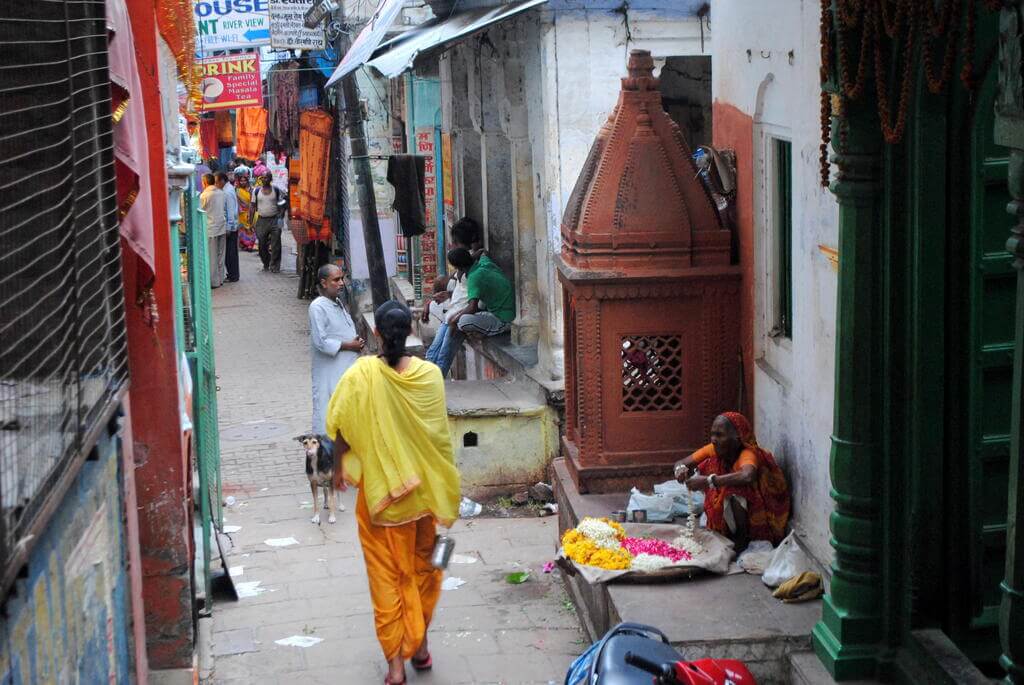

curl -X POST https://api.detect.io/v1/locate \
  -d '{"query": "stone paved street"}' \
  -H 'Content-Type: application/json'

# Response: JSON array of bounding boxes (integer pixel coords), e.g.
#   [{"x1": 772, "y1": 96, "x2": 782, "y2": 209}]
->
[{"x1": 206, "y1": 234, "x2": 584, "y2": 684}]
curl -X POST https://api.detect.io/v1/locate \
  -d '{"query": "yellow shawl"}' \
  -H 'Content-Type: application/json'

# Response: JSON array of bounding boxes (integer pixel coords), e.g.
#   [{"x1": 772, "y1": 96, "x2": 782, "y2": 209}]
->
[{"x1": 326, "y1": 356, "x2": 460, "y2": 527}]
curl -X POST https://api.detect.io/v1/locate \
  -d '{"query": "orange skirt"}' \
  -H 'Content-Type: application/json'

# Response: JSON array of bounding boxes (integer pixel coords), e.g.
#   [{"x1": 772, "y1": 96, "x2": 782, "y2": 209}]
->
[
  {"x1": 298, "y1": 109, "x2": 332, "y2": 228},
  {"x1": 355, "y1": 489, "x2": 441, "y2": 661}
]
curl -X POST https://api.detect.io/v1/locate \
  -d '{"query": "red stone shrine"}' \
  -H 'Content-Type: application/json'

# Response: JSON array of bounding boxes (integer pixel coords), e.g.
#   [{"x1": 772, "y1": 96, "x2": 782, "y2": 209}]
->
[{"x1": 559, "y1": 50, "x2": 742, "y2": 493}]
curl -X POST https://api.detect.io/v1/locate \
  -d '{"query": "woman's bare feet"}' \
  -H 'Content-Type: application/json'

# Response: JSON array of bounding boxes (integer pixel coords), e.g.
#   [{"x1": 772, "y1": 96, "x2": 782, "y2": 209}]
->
[
  {"x1": 412, "y1": 637, "x2": 429, "y2": 662},
  {"x1": 386, "y1": 655, "x2": 405, "y2": 684}
]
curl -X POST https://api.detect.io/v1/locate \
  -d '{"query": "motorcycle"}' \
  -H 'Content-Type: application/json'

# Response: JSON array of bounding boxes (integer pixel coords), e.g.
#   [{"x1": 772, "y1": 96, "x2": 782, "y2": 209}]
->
[{"x1": 565, "y1": 622, "x2": 757, "y2": 685}]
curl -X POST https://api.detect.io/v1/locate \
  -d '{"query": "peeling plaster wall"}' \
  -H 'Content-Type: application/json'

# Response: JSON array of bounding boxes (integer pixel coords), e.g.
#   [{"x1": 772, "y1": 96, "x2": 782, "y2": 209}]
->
[
  {"x1": 1, "y1": 430, "x2": 134, "y2": 684},
  {"x1": 440, "y1": 6, "x2": 709, "y2": 382},
  {"x1": 712, "y1": 0, "x2": 838, "y2": 568}
]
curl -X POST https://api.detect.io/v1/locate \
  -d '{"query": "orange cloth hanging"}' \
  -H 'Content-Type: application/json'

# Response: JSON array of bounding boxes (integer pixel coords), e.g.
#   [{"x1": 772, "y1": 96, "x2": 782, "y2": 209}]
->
[
  {"x1": 289, "y1": 157, "x2": 303, "y2": 219},
  {"x1": 199, "y1": 119, "x2": 218, "y2": 160},
  {"x1": 298, "y1": 109, "x2": 333, "y2": 228},
  {"x1": 215, "y1": 110, "x2": 233, "y2": 147},
  {"x1": 236, "y1": 107, "x2": 268, "y2": 162}
]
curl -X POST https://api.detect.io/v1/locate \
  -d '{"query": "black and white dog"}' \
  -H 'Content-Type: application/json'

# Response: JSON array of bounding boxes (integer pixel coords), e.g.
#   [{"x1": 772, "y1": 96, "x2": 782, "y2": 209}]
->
[{"x1": 295, "y1": 434, "x2": 343, "y2": 524}]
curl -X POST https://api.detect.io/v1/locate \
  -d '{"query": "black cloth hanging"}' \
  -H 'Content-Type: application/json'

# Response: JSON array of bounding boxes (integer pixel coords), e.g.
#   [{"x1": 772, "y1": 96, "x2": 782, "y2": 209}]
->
[{"x1": 387, "y1": 154, "x2": 426, "y2": 238}]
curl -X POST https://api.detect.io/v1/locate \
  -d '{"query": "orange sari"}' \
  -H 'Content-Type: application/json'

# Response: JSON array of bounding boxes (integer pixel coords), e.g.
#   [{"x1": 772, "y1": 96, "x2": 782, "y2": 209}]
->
[
  {"x1": 694, "y1": 412, "x2": 790, "y2": 544},
  {"x1": 236, "y1": 107, "x2": 268, "y2": 162},
  {"x1": 298, "y1": 109, "x2": 332, "y2": 228}
]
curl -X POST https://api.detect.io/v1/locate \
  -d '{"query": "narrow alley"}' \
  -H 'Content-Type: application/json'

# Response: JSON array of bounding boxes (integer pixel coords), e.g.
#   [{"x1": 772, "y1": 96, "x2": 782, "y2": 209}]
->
[{"x1": 207, "y1": 235, "x2": 584, "y2": 684}]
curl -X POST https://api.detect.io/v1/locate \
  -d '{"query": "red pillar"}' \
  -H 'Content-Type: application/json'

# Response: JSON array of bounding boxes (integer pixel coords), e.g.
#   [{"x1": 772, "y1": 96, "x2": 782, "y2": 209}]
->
[{"x1": 122, "y1": 0, "x2": 196, "y2": 671}]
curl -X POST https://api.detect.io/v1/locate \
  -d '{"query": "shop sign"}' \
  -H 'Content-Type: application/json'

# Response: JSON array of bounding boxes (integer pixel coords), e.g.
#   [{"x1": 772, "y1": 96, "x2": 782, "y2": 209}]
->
[
  {"x1": 195, "y1": 53, "x2": 264, "y2": 111},
  {"x1": 269, "y1": 0, "x2": 326, "y2": 50},
  {"x1": 416, "y1": 127, "x2": 438, "y2": 282},
  {"x1": 194, "y1": 0, "x2": 271, "y2": 52},
  {"x1": 441, "y1": 133, "x2": 454, "y2": 209}
]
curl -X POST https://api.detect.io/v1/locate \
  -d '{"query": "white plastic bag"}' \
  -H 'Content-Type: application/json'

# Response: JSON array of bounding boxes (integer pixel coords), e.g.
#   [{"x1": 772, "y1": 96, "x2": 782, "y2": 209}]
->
[
  {"x1": 737, "y1": 540, "x2": 775, "y2": 575},
  {"x1": 653, "y1": 479, "x2": 705, "y2": 516},
  {"x1": 626, "y1": 488, "x2": 676, "y2": 523},
  {"x1": 762, "y1": 532, "x2": 811, "y2": 587}
]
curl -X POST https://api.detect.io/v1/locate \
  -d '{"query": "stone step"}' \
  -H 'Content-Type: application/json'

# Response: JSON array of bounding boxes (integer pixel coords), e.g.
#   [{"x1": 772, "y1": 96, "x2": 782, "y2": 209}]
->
[
  {"x1": 360, "y1": 311, "x2": 425, "y2": 356},
  {"x1": 446, "y1": 379, "x2": 559, "y2": 500}
]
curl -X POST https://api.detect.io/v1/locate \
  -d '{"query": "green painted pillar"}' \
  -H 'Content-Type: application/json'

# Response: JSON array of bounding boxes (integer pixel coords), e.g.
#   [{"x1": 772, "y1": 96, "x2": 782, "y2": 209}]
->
[
  {"x1": 811, "y1": 96, "x2": 886, "y2": 681},
  {"x1": 997, "y1": 7, "x2": 1024, "y2": 682}
]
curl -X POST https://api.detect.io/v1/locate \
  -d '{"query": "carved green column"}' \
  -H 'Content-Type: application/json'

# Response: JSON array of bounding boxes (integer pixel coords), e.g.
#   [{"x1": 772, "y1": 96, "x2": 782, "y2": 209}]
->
[
  {"x1": 811, "y1": 95, "x2": 886, "y2": 681},
  {"x1": 997, "y1": 6, "x2": 1024, "y2": 682}
]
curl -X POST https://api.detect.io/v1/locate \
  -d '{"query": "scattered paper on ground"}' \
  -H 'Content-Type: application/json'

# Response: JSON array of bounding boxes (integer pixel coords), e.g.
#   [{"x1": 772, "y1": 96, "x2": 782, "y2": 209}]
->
[
  {"x1": 228, "y1": 566, "x2": 243, "y2": 577},
  {"x1": 441, "y1": 577, "x2": 466, "y2": 591},
  {"x1": 450, "y1": 554, "x2": 478, "y2": 564},
  {"x1": 223, "y1": 525, "x2": 242, "y2": 533},
  {"x1": 264, "y1": 537, "x2": 299, "y2": 547},
  {"x1": 274, "y1": 635, "x2": 323, "y2": 648},
  {"x1": 236, "y1": 581, "x2": 275, "y2": 598}
]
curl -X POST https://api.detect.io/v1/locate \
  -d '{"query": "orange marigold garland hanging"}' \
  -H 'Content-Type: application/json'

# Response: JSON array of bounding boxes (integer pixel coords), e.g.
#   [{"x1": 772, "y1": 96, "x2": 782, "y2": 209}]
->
[
  {"x1": 818, "y1": 0, "x2": 1001, "y2": 187},
  {"x1": 156, "y1": 0, "x2": 200, "y2": 105}
]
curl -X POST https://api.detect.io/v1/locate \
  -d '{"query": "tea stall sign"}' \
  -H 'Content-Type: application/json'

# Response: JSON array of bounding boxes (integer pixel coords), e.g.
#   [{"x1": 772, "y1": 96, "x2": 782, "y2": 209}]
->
[{"x1": 196, "y1": 53, "x2": 263, "y2": 111}]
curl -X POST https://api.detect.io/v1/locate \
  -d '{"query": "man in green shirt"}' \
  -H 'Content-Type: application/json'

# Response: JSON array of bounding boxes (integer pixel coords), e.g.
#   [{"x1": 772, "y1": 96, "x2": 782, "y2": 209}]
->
[{"x1": 428, "y1": 247, "x2": 515, "y2": 375}]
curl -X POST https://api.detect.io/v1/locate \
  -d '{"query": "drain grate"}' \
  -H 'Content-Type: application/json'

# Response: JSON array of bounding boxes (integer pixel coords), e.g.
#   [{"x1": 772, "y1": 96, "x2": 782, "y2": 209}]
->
[{"x1": 220, "y1": 420, "x2": 291, "y2": 442}]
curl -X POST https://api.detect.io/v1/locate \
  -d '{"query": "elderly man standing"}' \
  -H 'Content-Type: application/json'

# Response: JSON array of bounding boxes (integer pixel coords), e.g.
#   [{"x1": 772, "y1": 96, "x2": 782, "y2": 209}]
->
[
  {"x1": 309, "y1": 264, "x2": 364, "y2": 437},
  {"x1": 220, "y1": 171, "x2": 240, "y2": 282},
  {"x1": 200, "y1": 172, "x2": 228, "y2": 288}
]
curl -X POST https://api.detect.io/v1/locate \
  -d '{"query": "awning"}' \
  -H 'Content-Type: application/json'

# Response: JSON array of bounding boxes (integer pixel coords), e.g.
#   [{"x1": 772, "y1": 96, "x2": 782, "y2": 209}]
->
[
  {"x1": 366, "y1": 0, "x2": 547, "y2": 78},
  {"x1": 325, "y1": 0, "x2": 406, "y2": 87}
]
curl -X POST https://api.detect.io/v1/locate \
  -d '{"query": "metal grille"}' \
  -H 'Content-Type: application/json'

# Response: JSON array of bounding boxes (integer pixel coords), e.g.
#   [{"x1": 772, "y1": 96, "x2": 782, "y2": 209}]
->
[
  {"x1": 0, "y1": 1, "x2": 128, "y2": 579},
  {"x1": 621, "y1": 335, "x2": 684, "y2": 412}
]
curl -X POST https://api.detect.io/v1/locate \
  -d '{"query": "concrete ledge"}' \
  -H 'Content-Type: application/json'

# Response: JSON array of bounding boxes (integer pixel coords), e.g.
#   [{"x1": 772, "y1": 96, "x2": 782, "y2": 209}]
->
[
  {"x1": 361, "y1": 312, "x2": 425, "y2": 357},
  {"x1": 552, "y1": 457, "x2": 821, "y2": 685},
  {"x1": 447, "y1": 380, "x2": 559, "y2": 499}
]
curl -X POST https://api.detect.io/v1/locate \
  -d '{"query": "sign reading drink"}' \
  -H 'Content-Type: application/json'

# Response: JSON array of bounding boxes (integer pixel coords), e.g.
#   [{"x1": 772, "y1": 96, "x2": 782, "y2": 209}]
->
[
  {"x1": 269, "y1": 0, "x2": 326, "y2": 49},
  {"x1": 193, "y1": 0, "x2": 271, "y2": 51},
  {"x1": 195, "y1": 53, "x2": 263, "y2": 111}
]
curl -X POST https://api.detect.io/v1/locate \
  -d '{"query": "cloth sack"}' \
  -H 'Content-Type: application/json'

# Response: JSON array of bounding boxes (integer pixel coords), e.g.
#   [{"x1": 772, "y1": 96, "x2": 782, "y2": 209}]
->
[
  {"x1": 761, "y1": 531, "x2": 811, "y2": 587},
  {"x1": 772, "y1": 571, "x2": 824, "y2": 603}
]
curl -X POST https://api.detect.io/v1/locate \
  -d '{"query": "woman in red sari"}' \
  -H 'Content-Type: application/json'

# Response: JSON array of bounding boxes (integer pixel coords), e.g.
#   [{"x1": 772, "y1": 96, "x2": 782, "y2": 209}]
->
[{"x1": 674, "y1": 412, "x2": 790, "y2": 552}]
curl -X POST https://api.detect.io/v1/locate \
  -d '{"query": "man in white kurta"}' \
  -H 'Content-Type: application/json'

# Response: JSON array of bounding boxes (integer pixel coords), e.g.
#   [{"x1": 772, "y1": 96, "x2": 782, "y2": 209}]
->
[{"x1": 309, "y1": 265, "x2": 364, "y2": 435}]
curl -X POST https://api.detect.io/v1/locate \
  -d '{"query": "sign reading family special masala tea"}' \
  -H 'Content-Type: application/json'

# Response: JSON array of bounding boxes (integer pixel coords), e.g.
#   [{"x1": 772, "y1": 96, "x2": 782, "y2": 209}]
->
[
  {"x1": 268, "y1": 0, "x2": 326, "y2": 50},
  {"x1": 196, "y1": 53, "x2": 263, "y2": 111}
]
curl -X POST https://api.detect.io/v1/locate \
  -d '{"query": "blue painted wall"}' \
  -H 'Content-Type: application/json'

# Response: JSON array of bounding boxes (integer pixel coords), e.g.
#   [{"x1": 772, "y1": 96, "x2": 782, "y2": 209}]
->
[{"x1": 1, "y1": 429, "x2": 133, "y2": 684}]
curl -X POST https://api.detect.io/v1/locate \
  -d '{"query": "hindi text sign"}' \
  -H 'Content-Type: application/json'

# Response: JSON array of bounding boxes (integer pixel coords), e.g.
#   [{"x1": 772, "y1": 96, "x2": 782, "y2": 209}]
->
[
  {"x1": 269, "y1": 0, "x2": 326, "y2": 49},
  {"x1": 196, "y1": 53, "x2": 264, "y2": 111}
]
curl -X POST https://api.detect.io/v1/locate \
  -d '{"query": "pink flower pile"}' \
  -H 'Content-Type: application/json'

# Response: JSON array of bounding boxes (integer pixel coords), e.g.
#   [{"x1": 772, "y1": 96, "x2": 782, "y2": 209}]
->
[{"x1": 620, "y1": 537, "x2": 692, "y2": 563}]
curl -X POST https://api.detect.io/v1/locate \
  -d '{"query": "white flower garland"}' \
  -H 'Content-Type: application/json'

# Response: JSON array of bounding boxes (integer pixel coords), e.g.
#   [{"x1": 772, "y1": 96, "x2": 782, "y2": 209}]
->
[
  {"x1": 630, "y1": 553, "x2": 675, "y2": 572},
  {"x1": 576, "y1": 517, "x2": 621, "y2": 550}
]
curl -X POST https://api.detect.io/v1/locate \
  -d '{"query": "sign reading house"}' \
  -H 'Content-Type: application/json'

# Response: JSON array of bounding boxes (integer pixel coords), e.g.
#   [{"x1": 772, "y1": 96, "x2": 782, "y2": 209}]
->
[
  {"x1": 193, "y1": 0, "x2": 272, "y2": 51},
  {"x1": 195, "y1": 53, "x2": 264, "y2": 111},
  {"x1": 269, "y1": 0, "x2": 326, "y2": 49}
]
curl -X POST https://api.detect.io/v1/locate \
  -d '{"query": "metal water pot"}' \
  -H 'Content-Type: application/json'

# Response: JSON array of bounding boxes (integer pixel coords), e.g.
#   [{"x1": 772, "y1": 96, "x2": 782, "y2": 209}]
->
[{"x1": 431, "y1": 534, "x2": 456, "y2": 570}]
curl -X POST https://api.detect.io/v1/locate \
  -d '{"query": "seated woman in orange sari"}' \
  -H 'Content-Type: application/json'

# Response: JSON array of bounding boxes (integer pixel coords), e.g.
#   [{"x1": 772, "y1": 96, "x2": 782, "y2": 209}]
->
[
  {"x1": 674, "y1": 412, "x2": 790, "y2": 552},
  {"x1": 326, "y1": 300, "x2": 461, "y2": 685}
]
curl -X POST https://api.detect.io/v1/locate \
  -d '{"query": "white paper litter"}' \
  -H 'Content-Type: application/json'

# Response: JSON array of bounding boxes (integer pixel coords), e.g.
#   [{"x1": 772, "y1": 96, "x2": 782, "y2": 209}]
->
[
  {"x1": 223, "y1": 525, "x2": 242, "y2": 533},
  {"x1": 264, "y1": 537, "x2": 299, "y2": 547},
  {"x1": 450, "y1": 554, "x2": 478, "y2": 565},
  {"x1": 235, "y1": 581, "x2": 274, "y2": 598},
  {"x1": 441, "y1": 577, "x2": 466, "y2": 591},
  {"x1": 228, "y1": 566, "x2": 244, "y2": 577},
  {"x1": 260, "y1": 487, "x2": 269, "y2": 492},
  {"x1": 274, "y1": 635, "x2": 323, "y2": 648}
]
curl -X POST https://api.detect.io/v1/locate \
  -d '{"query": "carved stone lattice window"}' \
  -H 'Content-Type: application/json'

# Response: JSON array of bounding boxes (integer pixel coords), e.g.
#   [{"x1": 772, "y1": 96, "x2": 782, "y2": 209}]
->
[{"x1": 621, "y1": 335, "x2": 683, "y2": 411}]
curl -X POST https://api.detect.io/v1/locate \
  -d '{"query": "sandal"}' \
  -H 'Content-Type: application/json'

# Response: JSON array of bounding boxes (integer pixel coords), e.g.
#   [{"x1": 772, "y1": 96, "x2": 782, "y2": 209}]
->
[{"x1": 411, "y1": 652, "x2": 433, "y2": 671}]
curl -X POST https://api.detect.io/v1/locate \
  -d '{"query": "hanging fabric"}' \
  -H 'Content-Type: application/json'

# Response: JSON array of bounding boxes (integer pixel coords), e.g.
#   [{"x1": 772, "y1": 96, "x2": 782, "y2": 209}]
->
[
  {"x1": 289, "y1": 157, "x2": 303, "y2": 219},
  {"x1": 215, "y1": 110, "x2": 233, "y2": 146},
  {"x1": 236, "y1": 107, "x2": 268, "y2": 162},
  {"x1": 107, "y1": 0, "x2": 156, "y2": 282},
  {"x1": 387, "y1": 154, "x2": 427, "y2": 238},
  {"x1": 269, "y1": 61, "x2": 300, "y2": 150},
  {"x1": 298, "y1": 109, "x2": 333, "y2": 228},
  {"x1": 199, "y1": 118, "x2": 218, "y2": 161}
]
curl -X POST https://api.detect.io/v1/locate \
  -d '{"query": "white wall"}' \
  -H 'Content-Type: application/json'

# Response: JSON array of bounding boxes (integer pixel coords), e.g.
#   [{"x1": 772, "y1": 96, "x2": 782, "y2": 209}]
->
[{"x1": 712, "y1": 0, "x2": 838, "y2": 567}]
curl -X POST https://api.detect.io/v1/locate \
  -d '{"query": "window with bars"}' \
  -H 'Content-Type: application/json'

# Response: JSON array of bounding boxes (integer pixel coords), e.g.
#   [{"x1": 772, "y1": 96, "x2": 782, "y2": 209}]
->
[
  {"x1": 0, "y1": 0, "x2": 129, "y2": 594},
  {"x1": 773, "y1": 138, "x2": 793, "y2": 339}
]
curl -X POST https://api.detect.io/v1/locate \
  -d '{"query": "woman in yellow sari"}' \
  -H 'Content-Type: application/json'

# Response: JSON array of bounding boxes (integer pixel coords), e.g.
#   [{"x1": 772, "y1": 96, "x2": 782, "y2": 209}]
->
[
  {"x1": 326, "y1": 300, "x2": 460, "y2": 685},
  {"x1": 233, "y1": 172, "x2": 257, "y2": 251}
]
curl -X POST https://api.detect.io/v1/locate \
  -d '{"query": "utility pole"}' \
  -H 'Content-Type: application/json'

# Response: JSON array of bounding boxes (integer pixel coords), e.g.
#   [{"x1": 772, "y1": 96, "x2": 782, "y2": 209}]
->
[{"x1": 333, "y1": 6, "x2": 389, "y2": 312}]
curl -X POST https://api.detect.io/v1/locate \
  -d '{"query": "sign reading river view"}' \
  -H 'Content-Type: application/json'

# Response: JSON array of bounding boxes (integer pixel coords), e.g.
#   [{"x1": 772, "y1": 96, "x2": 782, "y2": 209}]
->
[
  {"x1": 195, "y1": 53, "x2": 264, "y2": 111},
  {"x1": 193, "y1": 0, "x2": 272, "y2": 51}
]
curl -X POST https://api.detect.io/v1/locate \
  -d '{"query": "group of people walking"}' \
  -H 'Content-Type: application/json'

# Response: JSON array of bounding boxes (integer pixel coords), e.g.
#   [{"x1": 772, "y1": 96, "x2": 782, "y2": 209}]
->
[{"x1": 198, "y1": 158, "x2": 286, "y2": 288}]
